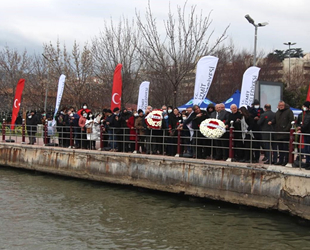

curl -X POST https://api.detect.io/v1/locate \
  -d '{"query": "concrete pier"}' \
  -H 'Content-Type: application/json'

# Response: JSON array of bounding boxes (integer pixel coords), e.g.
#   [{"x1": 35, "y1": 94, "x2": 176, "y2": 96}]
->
[{"x1": 0, "y1": 142, "x2": 310, "y2": 220}]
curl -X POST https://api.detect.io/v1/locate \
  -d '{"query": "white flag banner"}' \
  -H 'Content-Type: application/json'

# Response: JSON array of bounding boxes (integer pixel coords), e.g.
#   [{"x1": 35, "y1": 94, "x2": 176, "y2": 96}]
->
[
  {"x1": 239, "y1": 66, "x2": 260, "y2": 108},
  {"x1": 193, "y1": 56, "x2": 219, "y2": 106},
  {"x1": 52, "y1": 74, "x2": 66, "y2": 126},
  {"x1": 137, "y1": 81, "x2": 150, "y2": 112}
]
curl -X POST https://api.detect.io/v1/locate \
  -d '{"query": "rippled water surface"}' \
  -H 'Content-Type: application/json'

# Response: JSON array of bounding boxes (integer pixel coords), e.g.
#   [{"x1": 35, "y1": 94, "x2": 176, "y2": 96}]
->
[{"x1": 0, "y1": 167, "x2": 310, "y2": 250}]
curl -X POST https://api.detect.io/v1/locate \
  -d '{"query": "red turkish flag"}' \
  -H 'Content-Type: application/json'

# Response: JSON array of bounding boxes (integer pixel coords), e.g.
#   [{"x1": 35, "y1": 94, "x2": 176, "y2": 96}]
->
[
  {"x1": 11, "y1": 79, "x2": 25, "y2": 130},
  {"x1": 110, "y1": 64, "x2": 122, "y2": 111},
  {"x1": 306, "y1": 82, "x2": 310, "y2": 102}
]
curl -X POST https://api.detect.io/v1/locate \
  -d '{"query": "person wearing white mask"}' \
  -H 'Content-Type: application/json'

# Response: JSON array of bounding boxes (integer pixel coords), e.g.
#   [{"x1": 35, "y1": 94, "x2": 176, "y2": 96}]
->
[
  {"x1": 77, "y1": 103, "x2": 91, "y2": 117},
  {"x1": 79, "y1": 110, "x2": 88, "y2": 149},
  {"x1": 296, "y1": 101, "x2": 310, "y2": 169},
  {"x1": 249, "y1": 99, "x2": 264, "y2": 162},
  {"x1": 85, "y1": 112, "x2": 100, "y2": 150}
]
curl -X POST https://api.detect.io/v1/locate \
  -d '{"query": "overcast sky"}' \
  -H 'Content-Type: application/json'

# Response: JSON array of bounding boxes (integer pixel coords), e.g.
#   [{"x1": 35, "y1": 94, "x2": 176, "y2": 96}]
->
[{"x1": 1, "y1": 0, "x2": 309, "y2": 56}]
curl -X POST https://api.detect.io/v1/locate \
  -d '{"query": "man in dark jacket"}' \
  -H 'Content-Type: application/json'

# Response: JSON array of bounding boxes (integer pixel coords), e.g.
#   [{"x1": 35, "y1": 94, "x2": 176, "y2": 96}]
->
[
  {"x1": 297, "y1": 101, "x2": 310, "y2": 168},
  {"x1": 26, "y1": 110, "x2": 39, "y2": 144},
  {"x1": 192, "y1": 105, "x2": 209, "y2": 159},
  {"x1": 268, "y1": 101, "x2": 294, "y2": 166},
  {"x1": 257, "y1": 104, "x2": 276, "y2": 164},
  {"x1": 211, "y1": 103, "x2": 230, "y2": 160},
  {"x1": 249, "y1": 99, "x2": 264, "y2": 162}
]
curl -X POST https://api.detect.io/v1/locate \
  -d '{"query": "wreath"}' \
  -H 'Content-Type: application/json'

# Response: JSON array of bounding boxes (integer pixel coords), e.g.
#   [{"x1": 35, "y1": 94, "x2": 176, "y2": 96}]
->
[
  {"x1": 145, "y1": 109, "x2": 163, "y2": 129},
  {"x1": 200, "y1": 118, "x2": 226, "y2": 139}
]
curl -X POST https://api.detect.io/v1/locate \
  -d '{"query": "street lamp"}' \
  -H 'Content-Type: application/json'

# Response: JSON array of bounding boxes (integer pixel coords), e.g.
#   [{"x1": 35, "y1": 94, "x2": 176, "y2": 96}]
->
[
  {"x1": 245, "y1": 14, "x2": 268, "y2": 66},
  {"x1": 283, "y1": 42, "x2": 296, "y2": 86},
  {"x1": 42, "y1": 54, "x2": 56, "y2": 113}
]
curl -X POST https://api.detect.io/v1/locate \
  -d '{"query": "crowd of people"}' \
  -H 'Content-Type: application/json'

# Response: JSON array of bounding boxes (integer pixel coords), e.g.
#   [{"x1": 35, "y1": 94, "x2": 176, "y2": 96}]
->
[{"x1": 21, "y1": 99, "x2": 310, "y2": 170}]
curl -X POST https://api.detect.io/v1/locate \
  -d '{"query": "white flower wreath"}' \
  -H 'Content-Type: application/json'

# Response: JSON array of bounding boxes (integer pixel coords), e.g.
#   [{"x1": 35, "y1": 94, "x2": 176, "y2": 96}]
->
[
  {"x1": 200, "y1": 118, "x2": 226, "y2": 139},
  {"x1": 145, "y1": 110, "x2": 163, "y2": 129}
]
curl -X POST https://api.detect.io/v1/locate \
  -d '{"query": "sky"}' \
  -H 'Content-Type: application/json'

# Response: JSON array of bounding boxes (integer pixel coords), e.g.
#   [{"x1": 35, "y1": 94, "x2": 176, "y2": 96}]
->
[{"x1": 0, "y1": 0, "x2": 309, "y2": 55}]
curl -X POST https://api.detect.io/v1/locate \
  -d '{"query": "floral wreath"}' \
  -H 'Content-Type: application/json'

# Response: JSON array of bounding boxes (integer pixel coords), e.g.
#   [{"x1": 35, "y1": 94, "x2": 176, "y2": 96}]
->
[
  {"x1": 200, "y1": 118, "x2": 226, "y2": 139},
  {"x1": 145, "y1": 109, "x2": 163, "y2": 129}
]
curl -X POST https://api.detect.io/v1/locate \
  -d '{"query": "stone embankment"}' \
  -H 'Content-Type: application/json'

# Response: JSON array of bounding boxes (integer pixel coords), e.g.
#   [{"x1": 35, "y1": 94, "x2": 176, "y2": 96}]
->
[{"x1": 0, "y1": 143, "x2": 309, "y2": 220}]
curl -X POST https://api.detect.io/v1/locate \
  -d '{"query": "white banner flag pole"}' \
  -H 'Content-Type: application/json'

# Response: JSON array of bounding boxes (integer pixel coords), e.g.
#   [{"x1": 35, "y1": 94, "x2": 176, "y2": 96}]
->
[
  {"x1": 193, "y1": 56, "x2": 219, "y2": 106},
  {"x1": 239, "y1": 66, "x2": 260, "y2": 108},
  {"x1": 137, "y1": 81, "x2": 150, "y2": 112},
  {"x1": 52, "y1": 74, "x2": 66, "y2": 126}
]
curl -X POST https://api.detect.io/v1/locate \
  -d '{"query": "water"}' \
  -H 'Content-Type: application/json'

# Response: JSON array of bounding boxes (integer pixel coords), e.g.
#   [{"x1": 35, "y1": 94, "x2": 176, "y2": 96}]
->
[{"x1": 0, "y1": 167, "x2": 310, "y2": 250}]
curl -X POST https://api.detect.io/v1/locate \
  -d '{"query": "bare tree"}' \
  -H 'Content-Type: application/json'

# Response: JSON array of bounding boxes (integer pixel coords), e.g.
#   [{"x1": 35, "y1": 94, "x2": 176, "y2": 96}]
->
[
  {"x1": 136, "y1": 1, "x2": 228, "y2": 107},
  {"x1": 0, "y1": 47, "x2": 30, "y2": 112},
  {"x1": 92, "y1": 17, "x2": 144, "y2": 108},
  {"x1": 42, "y1": 41, "x2": 100, "y2": 110}
]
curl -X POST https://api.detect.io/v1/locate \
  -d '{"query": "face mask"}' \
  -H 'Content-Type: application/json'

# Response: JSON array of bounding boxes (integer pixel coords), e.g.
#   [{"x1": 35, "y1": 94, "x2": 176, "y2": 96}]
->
[
  {"x1": 28, "y1": 115, "x2": 32, "y2": 119},
  {"x1": 303, "y1": 107, "x2": 308, "y2": 111},
  {"x1": 134, "y1": 113, "x2": 139, "y2": 117},
  {"x1": 182, "y1": 116, "x2": 187, "y2": 120},
  {"x1": 83, "y1": 113, "x2": 87, "y2": 117},
  {"x1": 89, "y1": 114, "x2": 93, "y2": 118},
  {"x1": 168, "y1": 109, "x2": 172, "y2": 113},
  {"x1": 83, "y1": 106, "x2": 87, "y2": 109},
  {"x1": 254, "y1": 105, "x2": 259, "y2": 109},
  {"x1": 69, "y1": 113, "x2": 73, "y2": 117},
  {"x1": 42, "y1": 113, "x2": 46, "y2": 116}
]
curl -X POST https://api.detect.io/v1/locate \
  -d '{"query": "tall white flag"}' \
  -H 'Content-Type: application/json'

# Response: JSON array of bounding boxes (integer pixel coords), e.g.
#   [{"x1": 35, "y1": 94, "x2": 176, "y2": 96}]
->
[
  {"x1": 137, "y1": 81, "x2": 150, "y2": 112},
  {"x1": 193, "y1": 56, "x2": 219, "y2": 106},
  {"x1": 239, "y1": 66, "x2": 260, "y2": 108},
  {"x1": 52, "y1": 74, "x2": 66, "y2": 126}
]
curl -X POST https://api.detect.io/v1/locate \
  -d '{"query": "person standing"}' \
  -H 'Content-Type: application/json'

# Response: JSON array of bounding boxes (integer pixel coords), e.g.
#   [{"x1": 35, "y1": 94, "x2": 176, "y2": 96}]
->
[
  {"x1": 211, "y1": 103, "x2": 230, "y2": 160},
  {"x1": 191, "y1": 105, "x2": 209, "y2": 159},
  {"x1": 268, "y1": 101, "x2": 294, "y2": 166},
  {"x1": 249, "y1": 99, "x2": 264, "y2": 162},
  {"x1": 257, "y1": 104, "x2": 276, "y2": 164},
  {"x1": 26, "y1": 110, "x2": 39, "y2": 145},
  {"x1": 297, "y1": 101, "x2": 310, "y2": 169},
  {"x1": 135, "y1": 109, "x2": 146, "y2": 153}
]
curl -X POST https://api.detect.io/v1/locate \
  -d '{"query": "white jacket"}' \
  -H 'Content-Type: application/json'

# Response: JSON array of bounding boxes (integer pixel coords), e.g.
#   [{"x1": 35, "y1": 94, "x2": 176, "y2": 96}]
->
[{"x1": 85, "y1": 118, "x2": 100, "y2": 141}]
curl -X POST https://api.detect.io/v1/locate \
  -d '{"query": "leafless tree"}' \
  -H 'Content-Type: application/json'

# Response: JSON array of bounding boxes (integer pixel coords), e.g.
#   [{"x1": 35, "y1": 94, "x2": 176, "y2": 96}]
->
[
  {"x1": 92, "y1": 17, "x2": 144, "y2": 108},
  {"x1": 136, "y1": 1, "x2": 229, "y2": 107},
  {"x1": 42, "y1": 41, "x2": 101, "y2": 111},
  {"x1": 0, "y1": 47, "x2": 30, "y2": 112}
]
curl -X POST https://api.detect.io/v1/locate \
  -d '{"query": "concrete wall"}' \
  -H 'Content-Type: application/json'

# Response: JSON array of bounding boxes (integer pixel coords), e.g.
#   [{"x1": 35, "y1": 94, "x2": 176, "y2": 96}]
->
[{"x1": 0, "y1": 143, "x2": 310, "y2": 220}]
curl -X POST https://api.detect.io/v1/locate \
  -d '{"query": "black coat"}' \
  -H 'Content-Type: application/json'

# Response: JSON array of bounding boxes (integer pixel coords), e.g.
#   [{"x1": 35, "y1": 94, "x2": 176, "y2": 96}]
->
[
  {"x1": 271, "y1": 106, "x2": 294, "y2": 140},
  {"x1": 257, "y1": 110, "x2": 276, "y2": 140},
  {"x1": 192, "y1": 110, "x2": 209, "y2": 130},
  {"x1": 26, "y1": 114, "x2": 39, "y2": 133},
  {"x1": 301, "y1": 111, "x2": 310, "y2": 134}
]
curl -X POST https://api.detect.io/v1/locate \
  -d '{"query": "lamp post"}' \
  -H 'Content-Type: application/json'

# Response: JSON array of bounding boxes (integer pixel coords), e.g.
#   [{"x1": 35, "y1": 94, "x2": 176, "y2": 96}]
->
[
  {"x1": 245, "y1": 14, "x2": 268, "y2": 66},
  {"x1": 283, "y1": 42, "x2": 296, "y2": 86},
  {"x1": 42, "y1": 54, "x2": 56, "y2": 113}
]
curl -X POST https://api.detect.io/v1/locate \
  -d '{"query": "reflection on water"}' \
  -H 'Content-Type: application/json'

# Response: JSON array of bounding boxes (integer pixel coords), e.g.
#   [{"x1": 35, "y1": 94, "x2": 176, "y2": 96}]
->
[{"x1": 0, "y1": 167, "x2": 310, "y2": 250}]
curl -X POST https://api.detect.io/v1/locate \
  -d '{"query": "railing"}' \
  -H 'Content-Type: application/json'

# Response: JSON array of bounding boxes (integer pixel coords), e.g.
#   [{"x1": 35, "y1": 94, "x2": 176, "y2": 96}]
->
[{"x1": 1, "y1": 119, "x2": 310, "y2": 169}]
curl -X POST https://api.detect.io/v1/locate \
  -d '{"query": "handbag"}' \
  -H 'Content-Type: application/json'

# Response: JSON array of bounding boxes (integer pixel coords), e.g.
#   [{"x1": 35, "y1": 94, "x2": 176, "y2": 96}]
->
[{"x1": 86, "y1": 127, "x2": 92, "y2": 134}]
